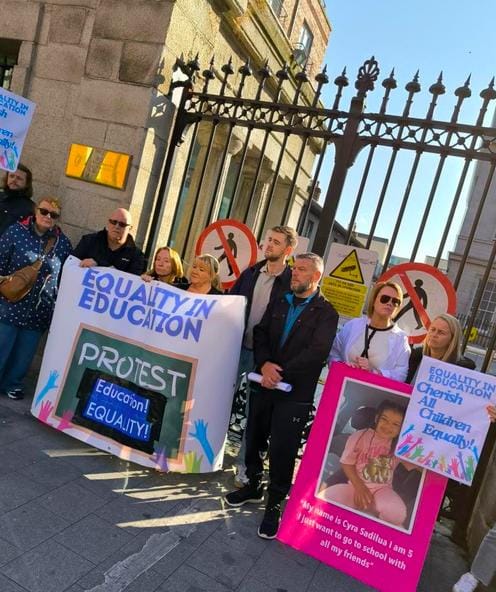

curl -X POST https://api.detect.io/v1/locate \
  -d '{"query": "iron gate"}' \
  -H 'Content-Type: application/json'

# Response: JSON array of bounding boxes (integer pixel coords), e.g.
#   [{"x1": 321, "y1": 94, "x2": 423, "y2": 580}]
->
[{"x1": 145, "y1": 55, "x2": 496, "y2": 537}]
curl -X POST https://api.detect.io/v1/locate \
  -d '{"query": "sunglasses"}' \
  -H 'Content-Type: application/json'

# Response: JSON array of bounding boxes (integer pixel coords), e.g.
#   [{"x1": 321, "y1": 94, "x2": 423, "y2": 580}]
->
[
  {"x1": 108, "y1": 219, "x2": 131, "y2": 229},
  {"x1": 37, "y1": 207, "x2": 60, "y2": 220},
  {"x1": 379, "y1": 294, "x2": 401, "y2": 307}
]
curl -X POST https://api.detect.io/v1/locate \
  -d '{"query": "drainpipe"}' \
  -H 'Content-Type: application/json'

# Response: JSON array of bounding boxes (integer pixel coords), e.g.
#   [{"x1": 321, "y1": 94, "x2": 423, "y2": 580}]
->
[{"x1": 22, "y1": 2, "x2": 45, "y2": 97}]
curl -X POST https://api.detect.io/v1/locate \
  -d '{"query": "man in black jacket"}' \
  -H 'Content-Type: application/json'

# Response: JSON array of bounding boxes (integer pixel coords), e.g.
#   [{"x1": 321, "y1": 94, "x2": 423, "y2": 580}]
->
[
  {"x1": 229, "y1": 225, "x2": 298, "y2": 486},
  {"x1": 73, "y1": 208, "x2": 145, "y2": 275},
  {"x1": 0, "y1": 164, "x2": 35, "y2": 236},
  {"x1": 225, "y1": 253, "x2": 339, "y2": 539}
]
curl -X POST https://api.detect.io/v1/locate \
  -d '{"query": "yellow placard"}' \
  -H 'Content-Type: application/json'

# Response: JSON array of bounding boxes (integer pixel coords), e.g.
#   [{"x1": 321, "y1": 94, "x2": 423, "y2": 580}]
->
[
  {"x1": 321, "y1": 277, "x2": 368, "y2": 318},
  {"x1": 328, "y1": 249, "x2": 364, "y2": 284},
  {"x1": 65, "y1": 143, "x2": 131, "y2": 190}
]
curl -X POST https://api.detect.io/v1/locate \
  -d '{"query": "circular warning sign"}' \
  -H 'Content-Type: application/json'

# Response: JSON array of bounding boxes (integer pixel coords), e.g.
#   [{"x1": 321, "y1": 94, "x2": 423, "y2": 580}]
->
[
  {"x1": 195, "y1": 219, "x2": 258, "y2": 290},
  {"x1": 378, "y1": 262, "x2": 457, "y2": 344}
]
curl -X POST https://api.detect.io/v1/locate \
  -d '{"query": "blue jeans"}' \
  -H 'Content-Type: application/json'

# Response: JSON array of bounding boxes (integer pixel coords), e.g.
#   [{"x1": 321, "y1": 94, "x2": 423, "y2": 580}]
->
[{"x1": 0, "y1": 322, "x2": 43, "y2": 392}]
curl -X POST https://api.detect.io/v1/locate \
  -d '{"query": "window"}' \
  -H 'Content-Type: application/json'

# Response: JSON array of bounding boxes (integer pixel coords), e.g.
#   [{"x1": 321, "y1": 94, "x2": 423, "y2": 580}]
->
[
  {"x1": 268, "y1": 0, "x2": 285, "y2": 18},
  {"x1": 0, "y1": 39, "x2": 21, "y2": 90},
  {"x1": 304, "y1": 218, "x2": 315, "y2": 239},
  {"x1": 293, "y1": 22, "x2": 313, "y2": 66},
  {"x1": 473, "y1": 279, "x2": 496, "y2": 329}
]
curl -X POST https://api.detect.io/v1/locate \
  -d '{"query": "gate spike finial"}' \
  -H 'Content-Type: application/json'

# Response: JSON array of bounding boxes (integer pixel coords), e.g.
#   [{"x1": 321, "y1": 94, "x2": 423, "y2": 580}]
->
[
  {"x1": 219, "y1": 56, "x2": 235, "y2": 95},
  {"x1": 236, "y1": 58, "x2": 252, "y2": 98},
  {"x1": 380, "y1": 68, "x2": 397, "y2": 114},
  {"x1": 255, "y1": 59, "x2": 271, "y2": 100},
  {"x1": 480, "y1": 77, "x2": 496, "y2": 101},
  {"x1": 382, "y1": 69, "x2": 397, "y2": 90},
  {"x1": 454, "y1": 75, "x2": 472, "y2": 99},
  {"x1": 201, "y1": 56, "x2": 216, "y2": 93},
  {"x1": 429, "y1": 71, "x2": 445, "y2": 96},
  {"x1": 332, "y1": 66, "x2": 349, "y2": 110},
  {"x1": 405, "y1": 70, "x2": 421, "y2": 93},
  {"x1": 451, "y1": 73, "x2": 472, "y2": 122},
  {"x1": 315, "y1": 65, "x2": 329, "y2": 87}
]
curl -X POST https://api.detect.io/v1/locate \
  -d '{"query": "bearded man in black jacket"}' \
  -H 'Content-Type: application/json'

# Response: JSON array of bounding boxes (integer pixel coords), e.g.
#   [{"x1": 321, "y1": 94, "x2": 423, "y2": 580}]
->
[
  {"x1": 73, "y1": 207, "x2": 145, "y2": 275},
  {"x1": 225, "y1": 253, "x2": 339, "y2": 540},
  {"x1": 0, "y1": 164, "x2": 35, "y2": 236}
]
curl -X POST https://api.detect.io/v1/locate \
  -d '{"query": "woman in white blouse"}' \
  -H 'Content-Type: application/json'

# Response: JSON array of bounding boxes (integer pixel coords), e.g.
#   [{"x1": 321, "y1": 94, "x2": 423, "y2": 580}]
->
[{"x1": 329, "y1": 281, "x2": 410, "y2": 381}]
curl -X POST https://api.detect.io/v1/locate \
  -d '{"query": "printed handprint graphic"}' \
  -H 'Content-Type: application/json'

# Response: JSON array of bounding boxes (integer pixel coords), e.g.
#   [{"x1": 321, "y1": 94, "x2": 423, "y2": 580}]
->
[
  {"x1": 38, "y1": 400, "x2": 54, "y2": 423},
  {"x1": 151, "y1": 446, "x2": 169, "y2": 472},
  {"x1": 58, "y1": 410, "x2": 74, "y2": 431},
  {"x1": 184, "y1": 451, "x2": 203, "y2": 473},
  {"x1": 189, "y1": 419, "x2": 214, "y2": 465},
  {"x1": 35, "y1": 370, "x2": 60, "y2": 407}
]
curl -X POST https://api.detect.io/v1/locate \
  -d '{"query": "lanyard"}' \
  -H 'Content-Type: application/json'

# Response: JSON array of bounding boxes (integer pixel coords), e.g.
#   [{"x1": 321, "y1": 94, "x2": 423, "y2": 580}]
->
[{"x1": 360, "y1": 325, "x2": 377, "y2": 358}]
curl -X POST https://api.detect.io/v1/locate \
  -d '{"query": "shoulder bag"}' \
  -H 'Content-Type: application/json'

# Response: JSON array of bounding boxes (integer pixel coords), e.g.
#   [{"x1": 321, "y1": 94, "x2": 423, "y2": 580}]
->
[{"x1": 0, "y1": 237, "x2": 56, "y2": 303}]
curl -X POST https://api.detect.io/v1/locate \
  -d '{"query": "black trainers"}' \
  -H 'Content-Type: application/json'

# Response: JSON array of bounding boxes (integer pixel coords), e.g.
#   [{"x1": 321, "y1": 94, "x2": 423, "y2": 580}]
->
[
  {"x1": 257, "y1": 503, "x2": 281, "y2": 539},
  {"x1": 224, "y1": 483, "x2": 264, "y2": 507},
  {"x1": 7, "y1": 389, "x2": 24, "y2": 400}
]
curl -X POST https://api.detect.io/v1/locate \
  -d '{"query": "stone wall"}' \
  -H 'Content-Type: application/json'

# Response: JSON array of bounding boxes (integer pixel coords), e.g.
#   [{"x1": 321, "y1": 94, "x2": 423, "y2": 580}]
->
[
  {"x1": 2, "y1": 0, "x2": 176, "y2": 249},
  {"x1": 2, "y1": 0, "x2": 331, "y2": 254}
]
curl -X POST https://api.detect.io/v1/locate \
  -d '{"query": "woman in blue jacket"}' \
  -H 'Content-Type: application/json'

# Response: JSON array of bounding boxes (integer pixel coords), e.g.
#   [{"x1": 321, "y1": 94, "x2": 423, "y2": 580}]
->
[{"x1": 0, "y1": 197, "x2": 72, "y2": 400}]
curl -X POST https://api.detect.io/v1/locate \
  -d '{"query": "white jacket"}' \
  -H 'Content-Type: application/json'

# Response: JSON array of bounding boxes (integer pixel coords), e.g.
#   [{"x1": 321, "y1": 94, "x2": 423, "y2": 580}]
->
[{"x1": 329, "y1": 316, "x2": 410, "y2": 382}]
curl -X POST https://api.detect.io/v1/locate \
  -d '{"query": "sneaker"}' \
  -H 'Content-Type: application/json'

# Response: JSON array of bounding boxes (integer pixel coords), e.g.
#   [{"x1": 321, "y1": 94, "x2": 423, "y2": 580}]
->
[
  {"x1": 257, "y1": 503, "x2": 281, "y2": 539},
  {"x1": 224, "y1": 483, "x2": 264, "y2": 507},
  {"x1": 7, "y1": 389, "x2": 24, "y2": 400},
  {"x1": 234, "y1": 465, "x2": 249, "y2": 488},
  {"x1": 452, "y1": 572, "x2": 479, "y2": 592}
]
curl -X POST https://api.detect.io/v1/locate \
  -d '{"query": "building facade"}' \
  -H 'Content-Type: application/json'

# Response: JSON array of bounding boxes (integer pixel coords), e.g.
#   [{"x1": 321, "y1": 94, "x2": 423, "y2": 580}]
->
[{"x1": 1, "y1": 0, "x2": 331, "y2": 259}]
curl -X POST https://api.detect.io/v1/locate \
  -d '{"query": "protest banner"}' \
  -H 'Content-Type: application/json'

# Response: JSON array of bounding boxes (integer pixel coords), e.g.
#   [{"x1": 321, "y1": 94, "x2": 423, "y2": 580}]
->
[
  {"x1": 31, "y1": 257, "x2": 245, "y2": 473},
  {"x1": 278, "y1": 363, "x2": 447, "y2": 592},
  {"x1": 395, "y1": 357, "x2": 496, "y2": 485},
  {"x1": 0, "y1": 88, "x2": 36, "y2": 172}
]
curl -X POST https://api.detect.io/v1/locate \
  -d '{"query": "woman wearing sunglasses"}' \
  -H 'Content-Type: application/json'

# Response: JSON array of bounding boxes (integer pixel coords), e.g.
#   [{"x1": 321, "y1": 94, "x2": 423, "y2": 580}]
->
[
  {"x1": 0, "y1": 197, "x2": 72, "y2": 400},
  {"x1": 329, "y1": 281, "x2": 410, "y2": 381}
]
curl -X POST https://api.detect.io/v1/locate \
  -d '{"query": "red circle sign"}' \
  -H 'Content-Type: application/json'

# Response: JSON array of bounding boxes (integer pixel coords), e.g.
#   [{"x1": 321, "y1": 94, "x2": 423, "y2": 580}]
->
[
  {"x1": 378, "y1": 262, "x2": 457, "y2": 344},
  {"x1": 195, "y1": 219, "x2": 258, "y2": 290}
]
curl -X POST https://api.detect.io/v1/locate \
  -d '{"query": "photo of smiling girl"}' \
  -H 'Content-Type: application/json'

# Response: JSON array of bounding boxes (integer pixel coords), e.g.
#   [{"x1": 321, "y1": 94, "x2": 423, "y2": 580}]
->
[{"x1": 320, "y1": 399, "x2": 420, "y2": 529}]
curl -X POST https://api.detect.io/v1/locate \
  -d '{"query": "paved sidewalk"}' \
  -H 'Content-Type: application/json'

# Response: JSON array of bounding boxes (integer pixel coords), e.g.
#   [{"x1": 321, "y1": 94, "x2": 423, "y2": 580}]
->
[{"x1": 0, "y1": 393, "x2": 471, "y2": 592}]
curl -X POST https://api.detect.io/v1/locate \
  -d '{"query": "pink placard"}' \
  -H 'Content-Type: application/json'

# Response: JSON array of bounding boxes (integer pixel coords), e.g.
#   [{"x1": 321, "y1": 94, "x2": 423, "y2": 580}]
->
[{"x1": 277, "y1": 363, "x2": 447, "y2": 592}]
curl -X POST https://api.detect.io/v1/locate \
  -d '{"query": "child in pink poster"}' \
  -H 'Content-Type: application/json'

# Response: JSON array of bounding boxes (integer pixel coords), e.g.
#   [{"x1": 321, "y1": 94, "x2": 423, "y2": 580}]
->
[{"x1": 320, "y1": 399, "x2": 418, "y2": 528}]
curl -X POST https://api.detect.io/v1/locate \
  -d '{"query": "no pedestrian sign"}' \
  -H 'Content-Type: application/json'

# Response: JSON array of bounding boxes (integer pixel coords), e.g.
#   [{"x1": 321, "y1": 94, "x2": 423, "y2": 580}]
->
[
  {"x1": 322, "y1": 245, "x2": 378, "y2": 319},
  {"x1": 195, "y1": 219, "x2": 258, "y2": 290},
  {"x1": 378, "y1": 262, "x2": 457, "y2": 344}
]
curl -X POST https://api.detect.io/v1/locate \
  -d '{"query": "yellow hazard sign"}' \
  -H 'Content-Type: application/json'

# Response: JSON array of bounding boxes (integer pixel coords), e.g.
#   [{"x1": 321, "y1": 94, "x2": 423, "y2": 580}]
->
[{"x1": 328, "y1": 249, "x2": 364, "y2": 284}]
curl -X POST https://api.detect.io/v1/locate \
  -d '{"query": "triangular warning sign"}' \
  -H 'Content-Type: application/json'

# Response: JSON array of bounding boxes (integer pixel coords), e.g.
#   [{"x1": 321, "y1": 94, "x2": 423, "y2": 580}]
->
[{"x1": 328, "y1": 249, "x2": 364, "y2": 284}]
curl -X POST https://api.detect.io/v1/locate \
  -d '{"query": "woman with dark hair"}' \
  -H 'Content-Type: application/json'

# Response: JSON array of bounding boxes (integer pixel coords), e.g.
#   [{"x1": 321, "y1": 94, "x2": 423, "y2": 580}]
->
[
  {"x1": 183, "y1": 254, "x2": 223, "y2": 295},
  {"x1": 0, "y1": 196, "x2": 72, "y2": 400},
  {"x1": 141, "y1": 246, "x2": 187, "y2": 288},
  {"x1": 320, "y1": 398, "x2": 415, "y2": 527},
  {"x1": 329, "y1": 281, "x2": 410, "y2": 381},
  {"x1": 0, "y1": 163, "x2": 35, "y2": 236},
  {"x1": 406, "y1": 313, "x2": 475, "y2": 383}
]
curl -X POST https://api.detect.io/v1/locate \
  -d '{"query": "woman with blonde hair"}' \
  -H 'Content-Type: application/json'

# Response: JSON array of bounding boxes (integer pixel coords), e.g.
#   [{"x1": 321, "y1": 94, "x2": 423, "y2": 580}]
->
[
  {"x1": 183, "y1": 254, "x2": 222, "y2": 295},
  {"x1": 141, "y1": 246, "x2": 187, "y2": 287},
  {"x1": 406, "y1": 313, "x2": 475, "y2": 383},
  {"x1": 329, "y1": 281, "x2": 410, "y2": 381}
]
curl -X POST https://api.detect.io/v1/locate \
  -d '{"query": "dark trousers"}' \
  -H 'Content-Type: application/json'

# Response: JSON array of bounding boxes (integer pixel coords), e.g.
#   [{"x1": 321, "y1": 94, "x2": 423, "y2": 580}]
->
[{"x1": 244, "y1": 388, "x2": 311, "y2": 503}]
